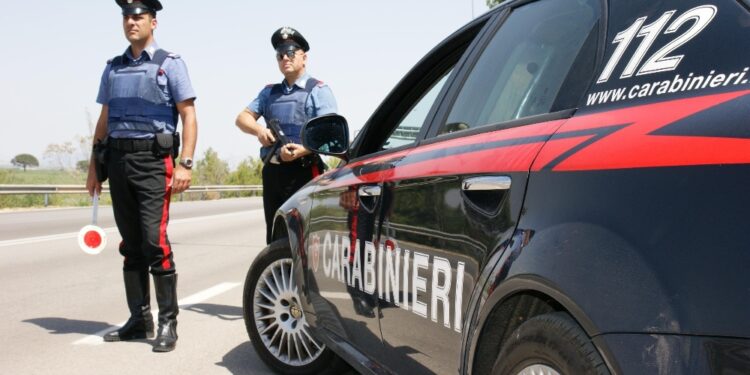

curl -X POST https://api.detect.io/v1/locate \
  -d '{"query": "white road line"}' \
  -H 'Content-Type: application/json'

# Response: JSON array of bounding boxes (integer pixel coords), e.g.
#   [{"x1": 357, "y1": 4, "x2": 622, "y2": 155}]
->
[
  {"x1": 73, "y1": 282, "x2": 241, "y2": 346},
  {"x1": 0, "y1": 229, "x2": 115, "y2": 247},
  {"x1": 0, "y1": 210, "x2": 260, "y2": 248},
  {"x1": 0, "y1": 228, "x2": 121, "y2": 248}
]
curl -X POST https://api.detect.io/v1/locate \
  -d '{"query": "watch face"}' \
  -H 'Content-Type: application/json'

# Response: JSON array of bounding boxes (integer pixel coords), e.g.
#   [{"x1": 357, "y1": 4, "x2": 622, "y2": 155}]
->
[{"x1": 182, "y1": 159, "x2": 193, "y2": 168}]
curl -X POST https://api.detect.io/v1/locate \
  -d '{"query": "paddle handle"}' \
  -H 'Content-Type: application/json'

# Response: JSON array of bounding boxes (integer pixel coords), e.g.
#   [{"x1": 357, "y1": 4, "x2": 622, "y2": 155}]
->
[{"x1": 92, "y1": 192, "x2": 99, "y2": 226}]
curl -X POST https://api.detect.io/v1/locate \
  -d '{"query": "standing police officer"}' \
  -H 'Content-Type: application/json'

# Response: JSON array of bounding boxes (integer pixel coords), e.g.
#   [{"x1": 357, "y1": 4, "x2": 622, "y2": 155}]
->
[
  {"x1": 236, "y1": 27, "x2": 338, "y2": 244},
  {"x1": 86, "y1": 0, "x2": 197, "y2": 353}
]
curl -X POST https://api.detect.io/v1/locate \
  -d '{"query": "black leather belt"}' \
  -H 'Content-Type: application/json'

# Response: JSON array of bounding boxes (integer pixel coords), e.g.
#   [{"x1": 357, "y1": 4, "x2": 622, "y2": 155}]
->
[{"x1": 108, "y1": 138, "x2": 154, "y2": 152}]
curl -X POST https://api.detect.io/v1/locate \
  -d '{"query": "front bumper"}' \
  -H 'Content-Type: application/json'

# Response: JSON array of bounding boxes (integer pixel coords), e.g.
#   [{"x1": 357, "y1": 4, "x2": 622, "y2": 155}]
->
[{"x1": 596, "y1": 333, "x2": 750, "y2": 374}]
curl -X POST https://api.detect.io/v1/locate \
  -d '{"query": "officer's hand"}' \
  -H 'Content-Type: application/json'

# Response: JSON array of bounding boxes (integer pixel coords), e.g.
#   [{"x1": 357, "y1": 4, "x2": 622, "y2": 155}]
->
[
  {"x1": 86, "y1": 167, "x2": 102, "y2": 197},
  {"x1": 280, "y1": 143, "x2": 311, "y2": 162},
  {"x1": 172, "y1": 166, "x2": 192, "y2": 194},
  {"x1": 258, "y1": 128, "x2": 276, "y2": 147}
]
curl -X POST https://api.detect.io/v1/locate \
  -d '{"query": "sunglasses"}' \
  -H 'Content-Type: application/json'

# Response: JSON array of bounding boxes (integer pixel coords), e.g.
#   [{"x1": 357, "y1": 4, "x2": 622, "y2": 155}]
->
[{"x1": 276, "y1": 49, "x2": 301, "y2": 61}]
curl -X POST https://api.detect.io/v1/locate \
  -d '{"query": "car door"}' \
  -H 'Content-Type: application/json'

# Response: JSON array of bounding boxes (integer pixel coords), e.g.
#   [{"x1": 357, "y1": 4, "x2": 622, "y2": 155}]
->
[
  {"x1": 373, "y1": 0, "x2": 605, "y2": 373},
  {"x1": 301, "y1": 16, "x2": 493, "y2": 369}
]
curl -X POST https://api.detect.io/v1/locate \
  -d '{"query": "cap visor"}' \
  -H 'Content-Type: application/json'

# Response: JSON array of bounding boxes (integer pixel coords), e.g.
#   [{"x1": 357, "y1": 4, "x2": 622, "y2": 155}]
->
[
  {"x1": 276, "y1": 42, "x2": 302, "y2": 51},
  {"x1": 121, "y1": 7, "x2": 153, "y2": 15}
]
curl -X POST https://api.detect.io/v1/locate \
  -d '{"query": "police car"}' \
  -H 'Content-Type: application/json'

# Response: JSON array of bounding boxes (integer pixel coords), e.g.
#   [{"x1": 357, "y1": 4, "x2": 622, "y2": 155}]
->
[{"x1": 242, "y1": 0, "x2": 750, "y2": 373}]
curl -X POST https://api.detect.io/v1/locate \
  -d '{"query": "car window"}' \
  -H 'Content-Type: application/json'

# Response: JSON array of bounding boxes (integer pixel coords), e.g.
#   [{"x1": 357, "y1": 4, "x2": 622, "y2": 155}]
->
[
  {"x1": 381, "y1": 69, "x2": 452, "y2": 150},
  {"x1": 439, "y1": 0, "x2": 601, "y2": 135}
]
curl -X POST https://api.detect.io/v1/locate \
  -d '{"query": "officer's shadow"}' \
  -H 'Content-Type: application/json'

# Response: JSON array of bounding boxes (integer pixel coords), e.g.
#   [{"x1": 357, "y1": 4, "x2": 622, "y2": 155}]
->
[
  {"x1": 23, "y1": 317, "x2": 112, "y2": 336},
  {"x1": 23, "y1": 303, "x2": 243, "y2": 337}
]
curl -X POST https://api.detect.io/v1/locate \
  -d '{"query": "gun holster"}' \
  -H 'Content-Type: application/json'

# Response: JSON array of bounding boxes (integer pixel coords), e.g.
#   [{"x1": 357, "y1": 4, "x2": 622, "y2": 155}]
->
[
  {"x1": 299, "y1": 154, "x2": 313, "y2": 168},
  {"x1": 172, "y1": 132, "x2": 180, "y2": 158},
  {"x1": 93, "y1": 138, "x2": 109, "y2": 183},
  {"x1": 154, "y1": 132, "x2": 180, "y2": 158}
]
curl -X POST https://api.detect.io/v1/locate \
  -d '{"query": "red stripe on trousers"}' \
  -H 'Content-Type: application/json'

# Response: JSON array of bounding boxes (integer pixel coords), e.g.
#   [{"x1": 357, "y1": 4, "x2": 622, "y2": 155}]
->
[
  {"x1": 160, "y1": 156, "x2": 173, "y2": 270},
  {"x1": 312, "y1": 163, "x2": 320, "y2": 178}
]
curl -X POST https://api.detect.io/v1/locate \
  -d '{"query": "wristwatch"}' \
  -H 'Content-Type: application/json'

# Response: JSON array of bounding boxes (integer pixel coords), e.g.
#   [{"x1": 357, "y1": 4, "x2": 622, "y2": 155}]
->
[{"x1": 179, "y1": 157, "x2": 193, "y2": 169}]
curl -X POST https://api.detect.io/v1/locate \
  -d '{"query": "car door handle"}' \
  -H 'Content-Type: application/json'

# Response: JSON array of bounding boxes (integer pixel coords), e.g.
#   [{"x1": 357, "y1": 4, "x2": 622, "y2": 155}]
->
[
  {"x1": 358, "y1": 185, "x2": 382, "y2": 197},
  {"x1": 462, "y1": 176, "x2": 511, "y2": 191}
]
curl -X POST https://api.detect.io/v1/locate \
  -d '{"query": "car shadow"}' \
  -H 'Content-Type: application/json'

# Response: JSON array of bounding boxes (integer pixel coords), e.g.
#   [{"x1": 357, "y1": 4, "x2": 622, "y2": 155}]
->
[
  {"x1": 215, "y1": 340, "x2": 276, "y2": 375},
  {"x1": 184, "y1": 303, "x2": 243, "y2": 321},
  {"x1": 216, "y1": 340, "x2": 361, "y2": 375}
]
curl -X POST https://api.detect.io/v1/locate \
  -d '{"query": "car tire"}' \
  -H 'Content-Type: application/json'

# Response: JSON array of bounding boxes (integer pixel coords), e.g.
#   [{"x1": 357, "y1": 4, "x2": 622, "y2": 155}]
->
[
  {"x1": 491, "y1": 312, "x2": 610, "y2": 375},
  {"x1": 243, "y1": 239, "x2": 348, "y2": 374}
]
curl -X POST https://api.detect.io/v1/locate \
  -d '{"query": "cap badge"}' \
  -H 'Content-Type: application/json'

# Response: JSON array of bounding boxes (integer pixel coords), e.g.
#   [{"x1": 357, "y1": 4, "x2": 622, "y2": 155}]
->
[
  {"x1": 280, "y1": 27, "x2": 295, "y2": 38},
  {"x1": 127, "y1": 0, "x2": 133, "y2": 3}
]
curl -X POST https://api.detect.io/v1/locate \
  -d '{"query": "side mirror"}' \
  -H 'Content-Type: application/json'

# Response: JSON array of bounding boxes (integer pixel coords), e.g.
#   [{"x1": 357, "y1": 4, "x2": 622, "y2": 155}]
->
[{"x1": 301, "y1": 114, "x2": 350, "y2": 161}]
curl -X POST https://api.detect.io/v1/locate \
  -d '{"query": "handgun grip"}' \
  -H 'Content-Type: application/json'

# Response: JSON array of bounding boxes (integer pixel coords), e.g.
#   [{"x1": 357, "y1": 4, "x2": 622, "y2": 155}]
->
[
  {"x1": 268, "y1": 119, "x2": 291, "y2": 145},
  {"x1": 262, "y1": 143, "x2": 280, "y2": 164}
]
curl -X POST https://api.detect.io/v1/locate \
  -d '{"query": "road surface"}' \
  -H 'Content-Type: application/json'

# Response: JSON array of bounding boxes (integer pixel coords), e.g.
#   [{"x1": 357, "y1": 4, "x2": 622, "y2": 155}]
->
[{"x1": 0, "y1": 197, "x2": 280, "y2": 375}]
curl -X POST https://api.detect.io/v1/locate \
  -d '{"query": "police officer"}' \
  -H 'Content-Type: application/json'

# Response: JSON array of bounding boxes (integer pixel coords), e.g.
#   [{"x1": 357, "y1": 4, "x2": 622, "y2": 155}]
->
[
  {"x1": 236, "y1": 27, "x2": 338, "y2": 244},
  {"x1": 86, "y1": 0, "x2": 197, "y2": 353}
]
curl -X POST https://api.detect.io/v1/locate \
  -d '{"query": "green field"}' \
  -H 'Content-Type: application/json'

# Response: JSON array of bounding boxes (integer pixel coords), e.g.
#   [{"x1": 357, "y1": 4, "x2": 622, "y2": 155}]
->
[
  {"x1": 0, "y1": 168, "x2": 87, "y2": 184},
  {"x1": 0, "y1": 168, "x2": 98, "y2": 209}
]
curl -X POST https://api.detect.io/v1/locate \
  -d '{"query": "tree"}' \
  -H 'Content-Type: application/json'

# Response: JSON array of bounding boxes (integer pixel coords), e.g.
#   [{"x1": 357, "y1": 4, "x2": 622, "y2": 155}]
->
[
  {"x1": 44, "y1": 142, "x2": 76, "y2": 170},
  {"x1": 193, "y1": 148, "x2": 229, "y2": 185},
  {"x1": 226, "y1": 157, "x2": 263, "y2": 185},
  {"x1": 75, "y1": 134, "x2": 93, "y2": 164},
  {"x1": 76, "y1": 159, "x2": 90, "y2": 173},
  {"x1": 486, "y1": 0, "x2": 507, "y2": 7},
  {"x1": 11, "y1": 154, "x2": 39, "y2": 171}
]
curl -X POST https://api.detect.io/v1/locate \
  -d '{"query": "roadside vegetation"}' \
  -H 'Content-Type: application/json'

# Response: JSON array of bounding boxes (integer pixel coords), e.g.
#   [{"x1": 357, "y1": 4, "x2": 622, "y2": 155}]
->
[
  {"x1": 0, "y1": 168, "x2": 91, "y2": 209},
  {"x1": 0, "y1": 147, "x2": 269, "y2": 209}
]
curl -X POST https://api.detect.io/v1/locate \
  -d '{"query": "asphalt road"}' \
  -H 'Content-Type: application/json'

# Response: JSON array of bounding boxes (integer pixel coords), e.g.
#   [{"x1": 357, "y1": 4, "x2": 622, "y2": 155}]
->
[{"x1": 0, "y1": 197, "x2": 280, "y2": 375}]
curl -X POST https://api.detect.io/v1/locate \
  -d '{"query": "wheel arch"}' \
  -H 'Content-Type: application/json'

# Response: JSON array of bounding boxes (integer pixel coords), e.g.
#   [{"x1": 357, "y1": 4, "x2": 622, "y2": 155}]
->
[
  {"x1": 468, "y1": 277, "x2": 621, "y2": 375},
  {"x1": 271, "y1": 214, "x2": 289, "y2": 243}
]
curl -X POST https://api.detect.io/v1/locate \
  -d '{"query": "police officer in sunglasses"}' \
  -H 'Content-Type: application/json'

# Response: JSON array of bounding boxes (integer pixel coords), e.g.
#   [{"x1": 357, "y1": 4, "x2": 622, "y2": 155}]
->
[{"x1": 236, "y1": 27, "x2": 338, "y2": 244}]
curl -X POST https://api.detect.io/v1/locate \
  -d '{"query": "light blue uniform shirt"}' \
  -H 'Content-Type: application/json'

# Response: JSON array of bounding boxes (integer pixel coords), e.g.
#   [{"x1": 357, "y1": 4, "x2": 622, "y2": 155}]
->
[
  {"x1": 96, "y1": 42, "x2": 196, "y2": 138},
  {"x1": 247, "y1": 73, "x2": 338, "y2": 121}
]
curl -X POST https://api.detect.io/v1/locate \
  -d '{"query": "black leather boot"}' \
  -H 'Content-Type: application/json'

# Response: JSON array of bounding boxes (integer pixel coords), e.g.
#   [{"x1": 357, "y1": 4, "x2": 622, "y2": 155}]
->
[
  {"x1": 153, "y1": 273, "x2": 179, "y2": 352},
  {"x1": 104, "y1": 270, "x2": 154, "y2": 342}
]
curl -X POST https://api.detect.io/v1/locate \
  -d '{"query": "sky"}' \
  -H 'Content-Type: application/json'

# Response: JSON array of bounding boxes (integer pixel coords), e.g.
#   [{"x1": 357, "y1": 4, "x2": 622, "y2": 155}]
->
[{"x1": 0, "y1": 0, "x2": 490, "y2": 169}]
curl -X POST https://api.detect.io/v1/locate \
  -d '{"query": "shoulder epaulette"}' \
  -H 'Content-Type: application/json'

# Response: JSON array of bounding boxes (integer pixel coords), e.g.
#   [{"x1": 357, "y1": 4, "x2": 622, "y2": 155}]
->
[
  {"x1": 265, "y1": 83, "x2": 276, "y2": 88},
  {"x1": 304, "y1": 78, "x2": 321, "y2": 92},
  {"x1": 167, "y1": 53, "x2": 181, "y2": 59},
  {"x1": 108, "y1": 55, "x2": 124, "y2": 66}
]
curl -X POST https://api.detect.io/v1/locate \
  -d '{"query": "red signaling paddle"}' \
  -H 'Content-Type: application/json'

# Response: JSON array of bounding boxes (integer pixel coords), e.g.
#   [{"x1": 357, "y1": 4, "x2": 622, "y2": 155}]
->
[{"x1": 78, "y1": 192, "x2": 107, "y2": 255}]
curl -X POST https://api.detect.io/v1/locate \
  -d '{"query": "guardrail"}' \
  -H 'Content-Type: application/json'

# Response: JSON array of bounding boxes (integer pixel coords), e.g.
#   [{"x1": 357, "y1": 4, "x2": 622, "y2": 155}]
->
[{"x1": 0, "y1": 184, "x2": 263, "y2": 206}]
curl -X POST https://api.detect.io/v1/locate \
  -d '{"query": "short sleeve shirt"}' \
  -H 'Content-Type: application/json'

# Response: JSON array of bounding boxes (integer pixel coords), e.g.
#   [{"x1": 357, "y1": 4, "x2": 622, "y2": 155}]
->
[{"x1": 247, "y1": 73, "x2": 337, "y2": 119}]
